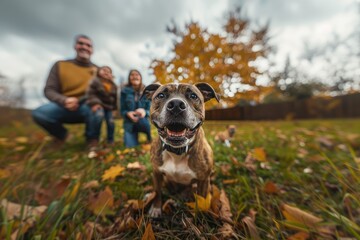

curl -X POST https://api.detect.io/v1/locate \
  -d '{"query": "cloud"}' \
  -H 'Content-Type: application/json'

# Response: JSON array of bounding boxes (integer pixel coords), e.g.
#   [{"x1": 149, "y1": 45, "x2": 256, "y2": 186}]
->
[{"x1": 0, "y1": 0, "x2": 358, "y2": 108}]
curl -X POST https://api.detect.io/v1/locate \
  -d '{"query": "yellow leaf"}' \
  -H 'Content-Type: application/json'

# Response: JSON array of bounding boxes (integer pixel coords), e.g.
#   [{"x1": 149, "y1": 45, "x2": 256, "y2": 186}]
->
[
  {"x1": 222, "y1": 179, "x2": 238, "y2": 185},
  {"x1": 141, "y1": 143, "x2": 152, "y2": 151},
  {"x1": 186, "y1": 192, "x2": 212, "y2": 211},
  {"x1": 65, "y1": 181, "x2": 81, "y2": 203},
  {"x1": 102, "y1": 165, "x2": 125, "y2": 182},
  {"x1": 127, "y1": 199, "x2": 144, "y2": 210},
  {"x1": 142, "y1": 223, "x2": 156, "y2": 240},
  {"x1": 0, "y1": 168, "x2": 10, "y2": 179},
  {"x1": 15, "y1": 137, "x2": 28, "y2": 143},
  {"x1": 253, "y1": 148, "x2": 267, "y2": 162},
  {"x1": 104, "y1": 154, "x2": 115, "y2": 163}
]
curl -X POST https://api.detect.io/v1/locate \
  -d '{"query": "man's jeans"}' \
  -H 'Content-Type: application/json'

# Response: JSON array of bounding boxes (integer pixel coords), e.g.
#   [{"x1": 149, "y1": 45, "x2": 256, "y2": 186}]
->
[{"x1": 32, "y1": 102, "x2": 103, "y2": 141}]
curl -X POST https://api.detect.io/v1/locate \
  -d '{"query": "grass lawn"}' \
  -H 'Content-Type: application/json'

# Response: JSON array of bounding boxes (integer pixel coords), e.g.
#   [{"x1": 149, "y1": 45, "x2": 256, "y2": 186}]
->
[{"x1": 0, "y1": 113, "x2": 359, "y2": 239}]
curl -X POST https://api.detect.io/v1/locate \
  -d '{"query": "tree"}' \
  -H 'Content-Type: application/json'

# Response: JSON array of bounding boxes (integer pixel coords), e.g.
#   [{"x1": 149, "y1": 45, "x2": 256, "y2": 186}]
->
[
  {"x1": 264, "y1": 55, "x2": 328, "y2": 102},
  {"x1": 150, "y1": 8, "x2": 273, "y2": 108},
  {"x1": 0, "y1": 73, "x2": 26, "y2": 108}
]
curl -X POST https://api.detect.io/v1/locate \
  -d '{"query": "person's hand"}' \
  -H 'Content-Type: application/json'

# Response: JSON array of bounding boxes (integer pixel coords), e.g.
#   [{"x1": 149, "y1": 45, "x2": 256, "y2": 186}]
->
[
  {"x1": 64, "y1": 97, "x2": 79, "y2": 111},
  {"x1": 127, "y1": 111, "x2": 139, "y2": 123},
  {"x1": 91, "y1": 104, "x2": 103, "y2": 112},
  {"x1": 135, "y1": 108, "x2": 146, "y2": 118}
]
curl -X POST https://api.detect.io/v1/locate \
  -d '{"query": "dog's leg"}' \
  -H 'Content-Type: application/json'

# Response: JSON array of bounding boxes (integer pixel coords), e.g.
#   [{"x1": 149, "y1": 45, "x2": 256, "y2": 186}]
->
[
  {"x1": 197, "y1": 178, "x2": 210, "y2": 198},
  {"x1": 149, "y1": 170, "x2": 163, "y2": 217},
  {"x1": 224, "y1": 139, "x2": 231, "y2": 147}
]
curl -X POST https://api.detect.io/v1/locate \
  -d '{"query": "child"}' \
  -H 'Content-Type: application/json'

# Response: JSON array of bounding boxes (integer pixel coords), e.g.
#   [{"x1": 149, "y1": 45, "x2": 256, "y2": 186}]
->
[{"x1": 86, "y1": 66, "x2": 117, "y2": 147}]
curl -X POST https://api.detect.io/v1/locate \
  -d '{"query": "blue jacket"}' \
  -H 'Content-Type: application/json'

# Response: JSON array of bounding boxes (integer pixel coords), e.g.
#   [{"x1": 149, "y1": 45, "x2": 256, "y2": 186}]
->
[{"x1": 120, "y1": 86, "x2": 151, "y2": 132}]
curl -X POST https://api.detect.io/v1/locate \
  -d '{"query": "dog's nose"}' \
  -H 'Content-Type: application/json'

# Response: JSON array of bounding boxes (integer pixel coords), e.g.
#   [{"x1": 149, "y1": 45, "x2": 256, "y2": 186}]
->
[{"x1": 167, "y1": 99, "x2": 186, "y2": 114}]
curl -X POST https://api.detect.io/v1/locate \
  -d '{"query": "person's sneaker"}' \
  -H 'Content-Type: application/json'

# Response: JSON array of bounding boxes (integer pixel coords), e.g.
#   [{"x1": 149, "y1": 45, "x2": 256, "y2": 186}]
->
[
  {"x1": 87, "y1": 139, "x2": 99, "y2": 149},
  {"x1": 87, "y1": 139, "x2": 99, "y2": 158},
  {"x1": 43, "y1": 135, "x2": 68, "y2": 152}
]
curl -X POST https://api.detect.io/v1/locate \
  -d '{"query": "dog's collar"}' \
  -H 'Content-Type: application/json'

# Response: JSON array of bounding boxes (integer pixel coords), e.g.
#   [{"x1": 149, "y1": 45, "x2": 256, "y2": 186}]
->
[{"x1": 161, "y1": 140, "x2": 195, "y2": 155}]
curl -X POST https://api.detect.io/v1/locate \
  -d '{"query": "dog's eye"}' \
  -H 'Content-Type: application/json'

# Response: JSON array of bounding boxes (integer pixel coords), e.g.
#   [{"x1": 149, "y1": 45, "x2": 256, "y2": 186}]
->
[
  {"x1": 189, "y1": 93, "x2": 198, "y2": 100},
  {"x1": 156, "y1": 93, "x2": 165, "y2": 99}
]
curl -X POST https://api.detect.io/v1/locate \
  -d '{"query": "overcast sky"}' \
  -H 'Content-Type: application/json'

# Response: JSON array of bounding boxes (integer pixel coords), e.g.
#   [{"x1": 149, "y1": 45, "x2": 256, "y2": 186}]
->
[{"x1": 0, "y1": 0, "x2": 358, "y2": 108}]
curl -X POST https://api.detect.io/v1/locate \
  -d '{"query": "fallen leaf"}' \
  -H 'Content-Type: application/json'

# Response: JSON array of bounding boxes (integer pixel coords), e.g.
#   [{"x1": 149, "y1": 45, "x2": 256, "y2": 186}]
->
[
  {"x1": 143, "y1": 192, "x2": 156, "y2": 209},
  {"x1": 142, "y1": 223, "x2": 156, "y2": 240},
  {"x1": 281, "y1": 203, "x2": 322, "y2": 230},
  {"x1": 102, "y1": 165, "x2": 125, "y2": 182},
  {"x1": 287, "y1": 231, "x2": 310, "y2": 240},
  {"x1": 316, "y1": 136, "x2": 334, "y2": 149},
  {"x1": 308, "y1": 155, "x2": 324, "y2": 162},
  {"x1": 65, "y1": 181, "x2": 81, "y2": 203},
  {"x1": 162, "y1": 199, "x2": 176, "y2": 215},
  {"x1": 230, "y1": 156, "x2": 240, "y2": 166},
  {"x1": 210, "y1": 185, "x2": 221, "y2": 214},
  {"x1": 87, "y1": 186, "x2": 114, "y2": 216},
  {"x1": 186, "y1": 192, "x2": 212, "y2": 211},
  {"x1": 219, "y1": 189, "x2": 233, "y2": 222},
  {"x1": 0, "y1": 199, "x2": 47, "y2": 226},
  {"x1": 260, "y1": 162, "x2": 272, "y2": 170},
  {"x1": 83, "y1": 180, "x2": 100, "y2": 189},
  {"x1": 242, "y1": 214, "x2": 260, "y2": 240},
  {"x1": 218, "y1": 223, "x2": 236, "y2": 239},
  {"x1": 219, "y1": 164, "x2": 232, "y2": 176},
  {"x1": 0, "y1": 168, "x2": 11, "y2": 179},
  {"x1": 127, "y1": 161, "x2": 146, "y2": 171},
  {"x1": 15, "y1": 136, "x2": 28, "y2": 143},
  {"x1": 35, "y1": 177, "x2": 71, "y2": 205},
  {"x1": 141, "y1": 143, "x2": 152, "y2": 151},
  {"x1": 88, "y1": 151, "x2": 97, "y2": 158},
  {"x1": 82, "y1": 221, "x2": 104, "y2": 240},
  {"x1": 222, "y1": 179, "x2": 238, "y2": 185},
  {"x1": 244, "y1": 153, "x2": 257, "y2": 171},
  {"x1": 263, "y1": 181, "x2": 279, "y2": 194},
  {"x1": 253, "y1": 148, "x2": 267, "y2": 162},
  {"x1": 104, "y1": 154, "x2": 115, "y2": 163},
  {"x1": 126, "y1": 199, "x2": 145, "y2": 210}
]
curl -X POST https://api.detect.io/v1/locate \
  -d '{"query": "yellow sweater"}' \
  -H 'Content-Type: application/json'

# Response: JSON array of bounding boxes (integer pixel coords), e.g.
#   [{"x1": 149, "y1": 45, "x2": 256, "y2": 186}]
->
[
  {"x1": 44, "y1": 59, "x2": 97, "y2": 105},
  {"x1": 58, "y1": 61, "x2": 97, "y2": 98}
]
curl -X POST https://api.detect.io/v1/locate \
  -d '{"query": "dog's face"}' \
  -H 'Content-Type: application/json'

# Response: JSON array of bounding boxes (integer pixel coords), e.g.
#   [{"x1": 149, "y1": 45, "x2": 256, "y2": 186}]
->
[
  {"x1": 228, "y1": 125, "x2": 236, "y2": 137},
  {"x1": 142, "y1": 83, "x2": 219, "y2": 147}
]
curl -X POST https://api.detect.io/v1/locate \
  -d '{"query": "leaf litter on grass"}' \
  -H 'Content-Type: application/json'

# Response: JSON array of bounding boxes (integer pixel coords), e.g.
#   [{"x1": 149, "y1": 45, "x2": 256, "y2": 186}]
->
[{"x1": 1, "y1": 119, "x2": 360, "y2": 239}]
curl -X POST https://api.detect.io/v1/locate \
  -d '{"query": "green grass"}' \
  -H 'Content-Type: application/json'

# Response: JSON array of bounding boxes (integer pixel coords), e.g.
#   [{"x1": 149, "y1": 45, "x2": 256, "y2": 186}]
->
[{"x1": 0, "y1": 115, "x2": 359, "y2": 239}]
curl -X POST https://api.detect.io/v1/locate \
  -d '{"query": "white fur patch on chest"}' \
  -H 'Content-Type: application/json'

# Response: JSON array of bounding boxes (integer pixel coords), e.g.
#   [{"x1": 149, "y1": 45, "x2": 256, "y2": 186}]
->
[{"x1": 159, "y1": 151, "x2": 196, "y2": 185}]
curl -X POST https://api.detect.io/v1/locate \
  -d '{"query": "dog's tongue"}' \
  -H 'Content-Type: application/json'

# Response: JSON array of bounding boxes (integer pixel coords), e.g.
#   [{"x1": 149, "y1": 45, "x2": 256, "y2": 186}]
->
[{"x1": 166, "y1": 128, "x2": 186, "y2": 137}]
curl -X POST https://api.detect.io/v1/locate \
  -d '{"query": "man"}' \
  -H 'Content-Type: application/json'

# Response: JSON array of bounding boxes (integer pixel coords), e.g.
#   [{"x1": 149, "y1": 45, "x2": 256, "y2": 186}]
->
[{"x1": 32, "y1": 34, "x2": 102, "y2": 148}]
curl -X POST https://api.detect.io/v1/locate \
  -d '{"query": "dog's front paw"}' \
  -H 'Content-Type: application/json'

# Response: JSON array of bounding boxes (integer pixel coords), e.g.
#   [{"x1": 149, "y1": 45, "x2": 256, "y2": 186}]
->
[{"x1": 149, "y1": 205, "x2": 162, "y2": 218}]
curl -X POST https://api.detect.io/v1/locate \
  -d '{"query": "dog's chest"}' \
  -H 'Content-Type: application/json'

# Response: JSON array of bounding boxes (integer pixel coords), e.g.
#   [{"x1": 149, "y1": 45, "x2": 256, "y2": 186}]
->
[{"x1": 159, "y1": 151, "x2": 196, "y2": 185}]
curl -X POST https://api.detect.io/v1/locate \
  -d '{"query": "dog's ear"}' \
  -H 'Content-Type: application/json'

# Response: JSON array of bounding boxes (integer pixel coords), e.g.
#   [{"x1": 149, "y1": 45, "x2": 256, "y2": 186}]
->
[
  {"x1": 195, "y1": 83, "x2": 220, "y2": 102},
  {"x1": 141, "y1": 83, "x2": 162, "y2": 100}
]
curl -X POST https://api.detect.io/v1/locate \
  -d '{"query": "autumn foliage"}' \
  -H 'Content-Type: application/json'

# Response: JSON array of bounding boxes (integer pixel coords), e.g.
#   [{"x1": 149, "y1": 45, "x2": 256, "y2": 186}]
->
[{"x1": 150, "y1": 8, "x2": 273, "y2": 108}]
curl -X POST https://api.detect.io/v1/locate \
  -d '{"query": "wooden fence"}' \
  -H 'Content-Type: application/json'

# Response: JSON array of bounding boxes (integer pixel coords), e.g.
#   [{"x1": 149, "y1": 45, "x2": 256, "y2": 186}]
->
[{"x1": 206, "y1": 93, "x2": 360, "y2": 120}]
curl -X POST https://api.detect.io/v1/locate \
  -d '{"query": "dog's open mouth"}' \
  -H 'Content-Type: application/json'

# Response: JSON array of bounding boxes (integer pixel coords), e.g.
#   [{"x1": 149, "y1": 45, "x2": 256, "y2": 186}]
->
[
  {"x1": 166, "y1": 123, "x2": 187, "y2": 137},
  {"x1": 155, "y1": 122, "x2": 202, "y2": 146}
]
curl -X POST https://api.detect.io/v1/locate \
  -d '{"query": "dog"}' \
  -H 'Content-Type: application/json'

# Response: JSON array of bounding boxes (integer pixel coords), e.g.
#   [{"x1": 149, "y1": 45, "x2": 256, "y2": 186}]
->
[
  {"x1": 141, "y1": 82, "x2": 220, "y2": 217},
  {"x1": 215, "y1": 125, "x2": 236, "y2": 147}
]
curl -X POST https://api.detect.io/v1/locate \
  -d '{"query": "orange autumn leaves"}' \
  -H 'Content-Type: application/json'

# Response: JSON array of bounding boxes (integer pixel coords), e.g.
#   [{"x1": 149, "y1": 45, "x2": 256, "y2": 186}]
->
[
  {"x1": 150, "y1": 8, "x2": 272, "y2": 108},
  {"x1": 101, "y1": 165, "x2": 125, "y2": 182}
]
